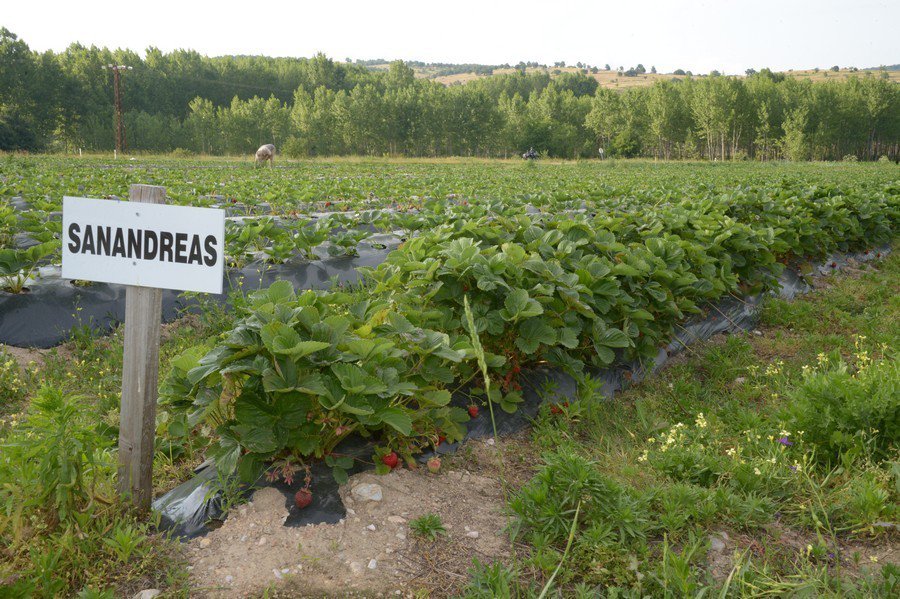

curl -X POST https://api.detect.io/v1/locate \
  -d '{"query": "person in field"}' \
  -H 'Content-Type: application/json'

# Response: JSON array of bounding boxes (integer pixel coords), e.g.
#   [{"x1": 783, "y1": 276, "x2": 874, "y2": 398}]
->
[{"x1": 255, "y1": 144, "x2": 276, "y2": 167}]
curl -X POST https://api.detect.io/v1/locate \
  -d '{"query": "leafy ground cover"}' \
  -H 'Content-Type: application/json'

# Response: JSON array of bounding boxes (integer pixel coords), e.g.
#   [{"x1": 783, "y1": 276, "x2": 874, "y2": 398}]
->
[
  {"x1": 159, "y1": 158, "x2": 897, "y2": 498},
  {"x1": 0, "y1": 157, "x2": 897, "y2": 596},
  {"x1": 2, "y1": 156, "x2": 899, "y2": 287}
]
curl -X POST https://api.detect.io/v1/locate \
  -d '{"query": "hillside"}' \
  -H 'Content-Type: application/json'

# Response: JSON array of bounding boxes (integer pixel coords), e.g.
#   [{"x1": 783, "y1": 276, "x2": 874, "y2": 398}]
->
[{"x1": 363, "y1": 62, "x2": 900, "y2": 88}]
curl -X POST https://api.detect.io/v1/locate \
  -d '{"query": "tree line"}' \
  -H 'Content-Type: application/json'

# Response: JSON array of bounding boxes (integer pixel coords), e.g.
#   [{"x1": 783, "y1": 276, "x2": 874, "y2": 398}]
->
[{"x1": 1, "y1": 28, "x2": 897, "y2": 160}]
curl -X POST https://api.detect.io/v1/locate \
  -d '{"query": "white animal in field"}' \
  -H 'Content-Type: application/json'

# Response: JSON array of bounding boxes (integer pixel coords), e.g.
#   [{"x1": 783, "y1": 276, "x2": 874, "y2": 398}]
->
[{"x1": 255, "y1": 144, "x2": 275, "y2": 166}]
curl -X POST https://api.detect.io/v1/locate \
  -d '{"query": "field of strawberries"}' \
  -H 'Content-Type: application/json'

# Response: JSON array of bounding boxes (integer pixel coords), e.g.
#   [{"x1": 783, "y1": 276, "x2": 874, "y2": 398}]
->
[{"x1": 1, "y1": 155, "x2": 898, "y2": 597}]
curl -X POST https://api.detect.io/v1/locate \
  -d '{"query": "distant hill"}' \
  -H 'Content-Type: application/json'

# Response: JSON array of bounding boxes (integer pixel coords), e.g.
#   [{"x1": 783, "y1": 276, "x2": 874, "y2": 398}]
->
[{"x1": 358, "y1": 60, "x2": 900, "y2": 88}]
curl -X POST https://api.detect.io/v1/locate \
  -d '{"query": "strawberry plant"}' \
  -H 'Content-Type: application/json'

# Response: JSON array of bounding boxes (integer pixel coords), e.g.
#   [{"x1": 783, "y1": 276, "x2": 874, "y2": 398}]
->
[
  {"x1": 0, "y1": 241, "x2": 56, "y2": 293},
  {"x1": 161, "y1": 280, "x2": 473, "y2": 484}
]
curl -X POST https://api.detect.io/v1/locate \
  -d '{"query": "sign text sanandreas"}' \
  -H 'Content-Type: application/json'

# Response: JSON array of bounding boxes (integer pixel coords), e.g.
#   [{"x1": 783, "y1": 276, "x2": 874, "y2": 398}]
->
[{"x1": 62, "y1": 197, "x2": 225, "y2": 294}]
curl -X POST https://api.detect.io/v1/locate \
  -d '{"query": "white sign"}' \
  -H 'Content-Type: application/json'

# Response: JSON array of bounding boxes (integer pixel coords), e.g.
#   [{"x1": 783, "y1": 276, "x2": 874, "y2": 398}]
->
[{"x1": 62, "y1": 197, "x2": 225, "y2": 294}]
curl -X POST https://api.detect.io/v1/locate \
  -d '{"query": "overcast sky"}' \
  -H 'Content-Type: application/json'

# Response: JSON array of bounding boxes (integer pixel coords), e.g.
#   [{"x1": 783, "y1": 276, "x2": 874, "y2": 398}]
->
[{"x1": 4, "y1": 0, "x2": 898, "y2": 74}]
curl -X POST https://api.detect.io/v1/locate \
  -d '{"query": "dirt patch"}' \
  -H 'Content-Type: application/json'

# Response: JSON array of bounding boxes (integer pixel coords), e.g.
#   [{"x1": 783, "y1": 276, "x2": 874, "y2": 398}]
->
[
  {"x1": 185, "y1": 443, "x2": 514, "y2": 598},
  {"x1": 0, "y1": 343, "x2": 47, "y2": 369}
]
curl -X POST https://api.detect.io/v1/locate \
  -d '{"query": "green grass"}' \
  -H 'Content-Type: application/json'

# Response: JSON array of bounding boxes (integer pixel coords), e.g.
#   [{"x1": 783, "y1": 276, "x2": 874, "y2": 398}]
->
[
  {"x1": 0, "y1": 299, "x2": 235, "y2": 596},
  {"x1": 463, "y1": 252, "x2": 899, "y2": 598}
]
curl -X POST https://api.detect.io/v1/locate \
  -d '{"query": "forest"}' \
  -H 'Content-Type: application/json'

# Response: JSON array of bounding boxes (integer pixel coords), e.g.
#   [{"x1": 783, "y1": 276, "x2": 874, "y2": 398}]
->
[{"x1": 1, "y1": 27, "x2": 898, "y2": 160}]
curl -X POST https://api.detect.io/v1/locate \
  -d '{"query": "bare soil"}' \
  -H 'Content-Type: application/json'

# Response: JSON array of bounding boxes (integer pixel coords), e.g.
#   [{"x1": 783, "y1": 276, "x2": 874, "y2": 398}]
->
[
  {"x1": 0, "y1": 343, "x2": 47, "y2": 369},
  {"x1": 184, "y1": 439, "x2": 517, "y2": 598}
]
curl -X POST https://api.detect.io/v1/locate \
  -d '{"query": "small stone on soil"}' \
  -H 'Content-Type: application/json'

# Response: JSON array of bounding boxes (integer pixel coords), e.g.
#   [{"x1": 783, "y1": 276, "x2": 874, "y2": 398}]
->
[
  {"x1": 368, "y1": 559, "x2": 378, "y2": 569},
  {"x1": 351, "y1": 483, "x2": 384, "y2": 502}
]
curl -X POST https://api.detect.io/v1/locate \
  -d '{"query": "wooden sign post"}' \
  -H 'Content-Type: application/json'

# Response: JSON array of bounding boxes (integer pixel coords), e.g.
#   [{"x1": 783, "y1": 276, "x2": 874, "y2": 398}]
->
[
  {"x1": 117, "y1": 184, "x2": 165, "y2": 510},
  {"x1": 62, "y1": 184, "x2": 225, "y2": 511}
]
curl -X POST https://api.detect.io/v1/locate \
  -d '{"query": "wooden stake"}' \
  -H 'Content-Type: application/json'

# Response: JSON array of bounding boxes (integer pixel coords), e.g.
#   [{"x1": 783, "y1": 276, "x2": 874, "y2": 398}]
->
[{"x1": 117, "y1": 184, "x2": 165, "y2": 510}]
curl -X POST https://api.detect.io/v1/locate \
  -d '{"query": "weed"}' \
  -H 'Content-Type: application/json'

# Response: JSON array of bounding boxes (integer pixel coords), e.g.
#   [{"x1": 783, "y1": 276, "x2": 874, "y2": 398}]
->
[{"x1": 410, "y1": 513, "x2": 448, "y2": 542}]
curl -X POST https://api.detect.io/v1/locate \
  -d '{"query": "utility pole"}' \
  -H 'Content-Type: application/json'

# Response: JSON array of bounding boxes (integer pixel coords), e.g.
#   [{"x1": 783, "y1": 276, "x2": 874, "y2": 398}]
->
[{"x1": 104, "y1": 64, "x2": 133, "y2": 154}]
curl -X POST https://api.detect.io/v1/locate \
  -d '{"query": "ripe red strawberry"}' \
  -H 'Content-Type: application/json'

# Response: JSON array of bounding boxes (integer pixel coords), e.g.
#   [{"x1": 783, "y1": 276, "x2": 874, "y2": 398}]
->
[
  {"x1": 831, "y1": 262, "x2": 837, "y2": 268},
  {"x1": 468, "y1": 405, "x2": 479, "y2": 418},
  {"x1": 294, "y1": 488, "x2": 312, "y2": 509},
  {"x1": 437, "y1": 435, "x2": 447, "y2": 445},
  {"x1": 382, "y1": 452, "x2": 399, "y2": 469},
  {"x1": 427, "y1": 457, "x2": 441, "y2": 474}
]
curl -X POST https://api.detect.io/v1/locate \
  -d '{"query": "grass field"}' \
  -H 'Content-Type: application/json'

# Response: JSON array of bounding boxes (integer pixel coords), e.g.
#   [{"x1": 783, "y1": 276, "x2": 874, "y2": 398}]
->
[{"x1": 0, "y1": 156, "x2": 897, "y2": 597}]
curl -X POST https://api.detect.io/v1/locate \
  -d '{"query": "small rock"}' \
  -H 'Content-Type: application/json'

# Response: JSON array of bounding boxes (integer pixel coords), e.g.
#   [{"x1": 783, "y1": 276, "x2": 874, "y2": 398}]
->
[
  {"x1": 466, "y1": 531, "x2": 479, "y2": 539},
  {"x1": 224, "y1": 575, "x2": 234, "y2": 584},
  {"x1": 752, "y1": 330, "x2": 762, "y2": 337},
  {"x1": 281, "y1": 568, "x2": 290, "y2": 574},
  {"x1": 486, "y1": 438, "x2": 495, "y2": 446},
  {"x1": 258, "y1": 536, "x2": 267, "y2": 546},
  {"x1": 349, "y1": 561, "x2": 364, "y2": 575},
  {"x1": 387, "y1": 516, "x2": 406, "y2": 524},
  {"x1": 240, "y1": 535, "x2": 247, "y2": 543},
  {"x1": 273, "y1": 568, "x2": 283, "y2": 580},
  {"x1": 199, "y1": 538, "x2": 211, "y2": 548},
  {"x1": 709, "y1": 534, "x2": 727, "y2": 553},
  {"x1": 733, "y1": 377, "x2": 746, "y2": 385},
  {"x1": 132, "y1": 591, "x2": 161, "y2": 599},
  {"x1": 351, "y1": 483, "x2": 384, "y2": 502},
  {"x1": 395, "y1": 530, "x2": 407, "y2": 540},
  {"x1": 367, "y1": 524, "x2": 377, "y2": 531},
  {"x1": 368, "y1": 559, "x2": 378, "y2": 570}
]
